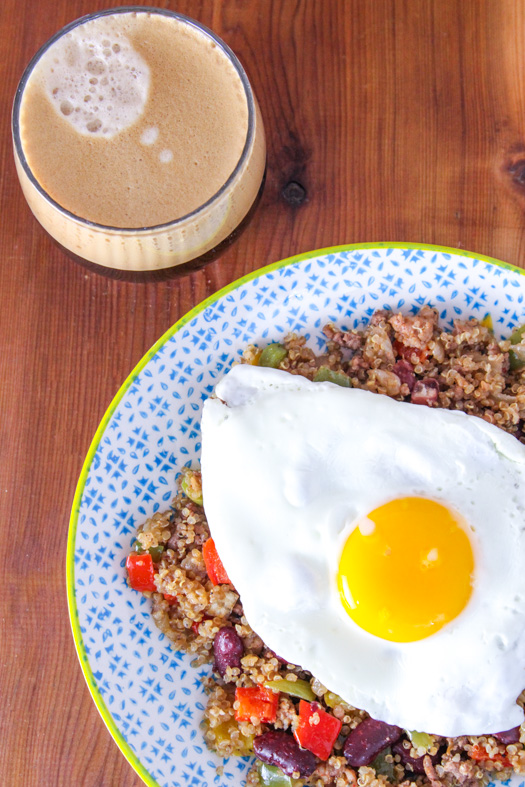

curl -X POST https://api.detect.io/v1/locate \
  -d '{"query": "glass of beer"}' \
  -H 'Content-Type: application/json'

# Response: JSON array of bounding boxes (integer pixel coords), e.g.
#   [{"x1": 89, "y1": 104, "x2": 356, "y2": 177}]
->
[{"x1": 12, "y1": 7, "x2": 266, "y2": 277}]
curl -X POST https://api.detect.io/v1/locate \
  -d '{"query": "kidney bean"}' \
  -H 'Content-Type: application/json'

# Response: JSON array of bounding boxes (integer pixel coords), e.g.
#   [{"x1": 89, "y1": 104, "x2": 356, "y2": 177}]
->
[
  {"x1": 410, "y1": 378, "x2": 439, "y2": 406},
  {"x1": 343, "y1": 718, "x2": 403, "y2": 767},
  {"x1": 254, "y1": 731, "x2": 318, "y2": 777},
  {"x1": 392, "y1": 737, "x2": 443, "y2": 774},
  {"x1": 493, "y1": 726, "x2": 521, "y2": 745},
  {"x1": 213, "y1": 626, "x2": 243, "y2": 677},
  {"x1": 393, "y1": 359, "x2": 416, "y2": 391}
]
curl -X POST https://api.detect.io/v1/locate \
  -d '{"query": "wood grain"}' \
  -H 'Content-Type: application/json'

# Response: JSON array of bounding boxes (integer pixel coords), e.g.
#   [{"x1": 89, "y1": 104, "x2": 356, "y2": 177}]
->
[{"x1": 2, "y1": 1, "x2": 525, "y2": 784}]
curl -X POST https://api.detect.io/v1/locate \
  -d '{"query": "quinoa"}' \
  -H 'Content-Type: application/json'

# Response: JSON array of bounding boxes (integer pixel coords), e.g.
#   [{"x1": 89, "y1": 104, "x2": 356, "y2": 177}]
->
[{"x1": 126, "y1": 307, "x2": 525, "y2": 787}]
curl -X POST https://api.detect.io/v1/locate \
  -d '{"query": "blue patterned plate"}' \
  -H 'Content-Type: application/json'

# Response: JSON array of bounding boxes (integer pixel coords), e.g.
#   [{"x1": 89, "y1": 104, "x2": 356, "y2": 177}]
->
[{"x1": 67, "y1": 243, "x2": 525, "y2": 787}]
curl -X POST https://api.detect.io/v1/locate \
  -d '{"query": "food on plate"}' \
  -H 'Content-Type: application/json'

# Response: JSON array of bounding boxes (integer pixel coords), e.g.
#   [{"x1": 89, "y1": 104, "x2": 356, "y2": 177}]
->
[
  {"x1": 201, "y1": 364, "x2": 525, "y2": 736},
  {"x1": 126, "y1": 305, "x2": 525, "y2": 787}
]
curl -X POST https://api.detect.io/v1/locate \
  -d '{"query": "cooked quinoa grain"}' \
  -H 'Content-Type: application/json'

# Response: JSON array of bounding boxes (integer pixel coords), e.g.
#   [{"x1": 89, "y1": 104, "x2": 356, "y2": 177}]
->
[{"x1": 127, "y1": 308, "x2": 525, "y2": 787}]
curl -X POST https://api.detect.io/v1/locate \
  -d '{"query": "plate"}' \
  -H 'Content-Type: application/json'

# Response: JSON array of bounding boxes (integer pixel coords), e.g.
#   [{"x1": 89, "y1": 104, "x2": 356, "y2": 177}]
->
[{"x1": 67, "y1": 243, "x2": 525, "y2": 787}]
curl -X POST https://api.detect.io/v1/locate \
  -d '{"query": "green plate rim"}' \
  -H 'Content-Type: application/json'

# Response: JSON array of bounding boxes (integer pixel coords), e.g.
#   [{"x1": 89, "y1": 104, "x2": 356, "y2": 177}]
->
[{"x1": 66, "y1": 241, "x2": 525, "y2": 786}]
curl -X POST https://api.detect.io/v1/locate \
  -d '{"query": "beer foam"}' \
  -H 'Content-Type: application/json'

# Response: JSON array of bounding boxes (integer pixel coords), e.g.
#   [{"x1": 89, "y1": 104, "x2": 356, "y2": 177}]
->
[
  {"x1": 18, "y1": 10, "x2": 257, "y2": 230},
  {"x1": 43, "y1": 21, "x2": 150, "y2": 138},
  {"x1": 140, "y1": 126, "x2": 159, "y2": 146}
]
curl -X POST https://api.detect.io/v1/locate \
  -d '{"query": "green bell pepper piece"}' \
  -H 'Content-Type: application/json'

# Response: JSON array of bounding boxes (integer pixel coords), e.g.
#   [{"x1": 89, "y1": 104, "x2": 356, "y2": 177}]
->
[
  {"x1": 148, "y1": 545, "x2": 165, "y2": 563},
  {"x1": 313, "y1": 366, "x2": 351, "y2": 387},
  {"x1": 257, "y1": 762, "x2": 297, "y2": 787},
  {"x1": 259, "y1": 343, "x2": 288, "y2": 368},
  {"x1": 407, "y1": 730, "x2": 433, "y2": 751},
  {"x1": 134, "y1": 542, "x2": 164, "y2": 563},
  {"x1": 509, "y1": 323, "x2": 525, "y2": 370},
  {"x1": 371, "y1": 747, "x2": 395, "y2": 779},
  {"x1": 180, "y1": 468, "x2": 203, "y2": 506},
  {"x1": 263, "y1": 678, "x2": 315, "y2": 701}
]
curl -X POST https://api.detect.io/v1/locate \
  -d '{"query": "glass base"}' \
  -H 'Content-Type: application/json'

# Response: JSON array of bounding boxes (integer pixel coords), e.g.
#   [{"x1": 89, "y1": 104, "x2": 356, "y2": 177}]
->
[{"x1": 49, "y1": 170, "x2": 266, "y2": 282}]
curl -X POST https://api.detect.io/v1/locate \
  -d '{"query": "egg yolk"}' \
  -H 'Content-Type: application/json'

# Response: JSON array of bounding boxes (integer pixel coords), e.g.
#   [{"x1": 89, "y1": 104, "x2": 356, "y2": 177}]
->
[{"x1": 337, "y1": 497, "x2": 475, "y2": 642}]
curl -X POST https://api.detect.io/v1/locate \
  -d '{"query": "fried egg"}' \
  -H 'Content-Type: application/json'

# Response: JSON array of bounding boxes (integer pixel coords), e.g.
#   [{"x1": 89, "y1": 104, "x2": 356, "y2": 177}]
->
[{"x1": 200, "y1": 364, "x2": 525, "y2": 736}]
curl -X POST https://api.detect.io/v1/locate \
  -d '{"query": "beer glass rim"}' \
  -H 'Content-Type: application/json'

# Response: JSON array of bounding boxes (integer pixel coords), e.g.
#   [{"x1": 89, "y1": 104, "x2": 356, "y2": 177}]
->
[{"x1": 12, "y1": 5, "x2": 257, "y2": 234}]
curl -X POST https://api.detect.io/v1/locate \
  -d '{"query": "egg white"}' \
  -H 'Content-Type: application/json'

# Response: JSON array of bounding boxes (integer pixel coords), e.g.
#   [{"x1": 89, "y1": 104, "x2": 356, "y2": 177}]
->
[{"x1": 200, "y1": 364, "x2": 525, "y2": 736}]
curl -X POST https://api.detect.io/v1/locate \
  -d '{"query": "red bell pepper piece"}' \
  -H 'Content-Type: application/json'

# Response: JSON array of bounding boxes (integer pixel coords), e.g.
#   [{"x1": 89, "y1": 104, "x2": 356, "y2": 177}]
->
[
  {"x1": 163, "y1": 594, "x2": 178, "y2": 604},
  {"x1": 235, "y1": 686, "x2": 279, "y2": 723},
  {"x1": 393, "y1": 339, "x2": 429, "y2": 365},
  {"x1": 192, "y1": 614, "x2": 212, "y2": 635},
  {"x1": 470, "y1": 745, "x2": 511, "y2": 768},
  {"x1": 294, "y1": 700, "x2": 342, "y2": 760},
  {"x1": 126, "y1": 553, "x2": 157, "y2": 592},
  {"x1": 203, "y1": 538, "x2": 231, "y2": 585}
]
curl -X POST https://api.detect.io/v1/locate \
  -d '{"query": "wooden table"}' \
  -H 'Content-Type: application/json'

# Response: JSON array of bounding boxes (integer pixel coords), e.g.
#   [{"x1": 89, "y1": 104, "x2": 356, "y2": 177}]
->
[{"x1": 2, "y1": 1, "x2": 525, "y2": 784}]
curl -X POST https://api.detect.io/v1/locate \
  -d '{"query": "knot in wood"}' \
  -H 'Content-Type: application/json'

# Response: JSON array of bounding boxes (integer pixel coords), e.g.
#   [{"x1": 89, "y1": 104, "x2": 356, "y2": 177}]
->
[
  {"x1": 508, "y1": 159, "x2": 525, "y2": 186},
  {"x1": 282, "y1": 181, "x2": 307, "y2": 206}
]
